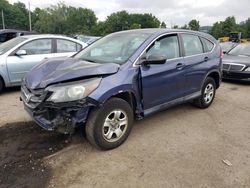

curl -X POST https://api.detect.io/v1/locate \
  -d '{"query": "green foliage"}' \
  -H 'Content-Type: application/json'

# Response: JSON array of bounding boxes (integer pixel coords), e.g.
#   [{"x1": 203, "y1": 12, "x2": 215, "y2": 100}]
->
[
  {"x1": 0, "y1": 3, "x2": 160, "y2": 35},
  {"x1": 104, "y1": 11, "x2": 130, "y2": 33},
  {"x1": 102, "y1": 11, "x2": 160, "y2": 34},
  {"x1": 0, "y1": 0, "x2": 29, "y2": 30},
  {"x1": 160, "y1": 22, "x2": 166, "y2": 28},
  {"x1": 209, "y1": 16, "x2": 250, "y2": 39},
  {"x1": 33, "y1": 3, "x2": 97, "y2": 35},
  {"x1": 222, "y1": 16, "x2": 237, "y2": 36},
  {"x1": 129, "y1": 13, "x2": 160, "y2": 28},
  {"x1": 188, "y1": 19, "x2": 200, "y2": 31},
  {"x1": 130, "y1": 23, "x2": 141, "y2": 29}
]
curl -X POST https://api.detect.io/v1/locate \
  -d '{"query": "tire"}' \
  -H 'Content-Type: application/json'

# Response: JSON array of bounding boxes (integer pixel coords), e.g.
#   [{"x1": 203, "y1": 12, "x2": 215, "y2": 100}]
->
[
  {"x1": 193, "y1": 77, "x2": 216, "y2": 109},
  {"x1": 85, "y1": 98, "x2": 134, "y2": 150}
]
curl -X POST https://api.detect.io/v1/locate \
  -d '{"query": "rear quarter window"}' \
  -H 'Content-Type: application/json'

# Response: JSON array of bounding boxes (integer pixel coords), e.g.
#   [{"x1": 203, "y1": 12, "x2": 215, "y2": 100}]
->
[
  {"x1": 57, "y1": 39, "x2": 80, "y2": 53},
  {"x1": 200, "y1": 37, "x2": 214, "y2": 52}
]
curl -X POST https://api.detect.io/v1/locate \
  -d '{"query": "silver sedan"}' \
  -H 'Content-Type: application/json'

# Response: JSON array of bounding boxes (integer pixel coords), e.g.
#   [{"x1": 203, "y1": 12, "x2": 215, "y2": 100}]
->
[{"x1": 0, "y1": 35, "x2": 87, "y2": 92}]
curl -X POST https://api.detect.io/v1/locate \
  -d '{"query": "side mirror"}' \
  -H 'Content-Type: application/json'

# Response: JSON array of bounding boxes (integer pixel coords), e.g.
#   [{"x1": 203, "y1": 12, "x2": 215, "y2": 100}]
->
[
  {"x1": 16, "y1": 50, "x2": 27, "y2": 56},
  {"x1": 142, "y1": 53, "x2": 167, "y2": 65}
]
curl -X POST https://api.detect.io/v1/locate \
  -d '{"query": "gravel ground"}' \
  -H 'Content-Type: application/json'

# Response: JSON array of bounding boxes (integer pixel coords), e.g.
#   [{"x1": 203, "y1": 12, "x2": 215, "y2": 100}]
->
[{"x1": 0, "y1": 81, "x2": 250, "y2": 188}]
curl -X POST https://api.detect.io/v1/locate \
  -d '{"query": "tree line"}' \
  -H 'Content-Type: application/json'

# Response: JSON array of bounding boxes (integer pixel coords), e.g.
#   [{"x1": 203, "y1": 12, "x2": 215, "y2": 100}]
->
[
  {"x1": 0, "y1": 1, "x2": 162, "y2": 36},
  {"x1": 209, "y1": 16, "x2": 250, "y2": 39},
  {"x1": 0, "y1": 0, "x2": 250, "y2": 39}
]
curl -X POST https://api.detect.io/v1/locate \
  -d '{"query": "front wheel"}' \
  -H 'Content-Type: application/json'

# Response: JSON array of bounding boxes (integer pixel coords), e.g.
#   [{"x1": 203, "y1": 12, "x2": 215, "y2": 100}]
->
[
  {"x1": 85, "y1": 98, "x2": 134, "y2": 150},
  {"x1": 193, "y1": 77, "x2": 216, "y2": 109}
]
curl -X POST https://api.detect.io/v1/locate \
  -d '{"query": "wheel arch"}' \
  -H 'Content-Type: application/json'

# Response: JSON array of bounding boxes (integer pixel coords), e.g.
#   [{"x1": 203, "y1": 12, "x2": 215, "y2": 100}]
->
[
  {"x1": 0, "y1": 74, "x2": 5, "y2": 88},
  {"x1": 92, "y1": 89, "x2": 142, "y2": 118},
  {"x1": 111, "y1": 91, "x2": 137, "y2": 112},
  {"x1": 207, "y1": 71, "x2": 221, "y2": 89}
]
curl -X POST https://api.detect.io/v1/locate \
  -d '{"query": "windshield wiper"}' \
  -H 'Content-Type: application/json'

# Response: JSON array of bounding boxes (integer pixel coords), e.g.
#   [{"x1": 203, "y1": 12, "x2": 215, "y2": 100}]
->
[{"x1": 80, "y1": 58, "x2": 97, "y2": 63}]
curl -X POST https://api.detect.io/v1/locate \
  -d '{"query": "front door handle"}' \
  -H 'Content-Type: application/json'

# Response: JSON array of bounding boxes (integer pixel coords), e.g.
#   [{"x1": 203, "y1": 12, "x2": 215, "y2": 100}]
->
[
  {"x1": 204, "y1": 57, "x2": 209, "y2": 62},
  {"x1": 176, "y1": 63, "x2": 185, "y2": 70}
]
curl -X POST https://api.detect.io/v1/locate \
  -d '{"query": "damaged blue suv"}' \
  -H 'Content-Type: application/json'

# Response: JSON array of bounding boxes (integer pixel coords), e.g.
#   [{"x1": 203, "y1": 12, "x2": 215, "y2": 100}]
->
[{"x1": 21, "y1": 29, "x2": 222, "y2": 150}]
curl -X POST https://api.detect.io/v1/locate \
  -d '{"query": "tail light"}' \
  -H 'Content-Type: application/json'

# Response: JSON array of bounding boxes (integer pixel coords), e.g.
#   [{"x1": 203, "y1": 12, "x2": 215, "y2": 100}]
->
[{"x1": 220, "y1": 48, "x2": 223, "y2": 59}]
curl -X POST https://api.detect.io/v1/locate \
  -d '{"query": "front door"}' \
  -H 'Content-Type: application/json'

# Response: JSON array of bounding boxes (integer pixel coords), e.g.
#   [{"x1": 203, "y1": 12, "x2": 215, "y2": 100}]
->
[
  {"x1": 140, "y1": 34, "x2": 186, "y2": 111},
  {"x1": 7, "y1": 39, "x2": 54, "y2": 84}
]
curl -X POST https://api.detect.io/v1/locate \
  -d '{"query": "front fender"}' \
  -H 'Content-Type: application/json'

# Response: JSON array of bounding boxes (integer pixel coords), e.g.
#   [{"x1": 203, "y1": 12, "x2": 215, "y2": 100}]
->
[
  {"x1": 0, "y1": 57, "x2": 10, "y2": 87},
  {"x1": 88, "y1": 65, "x2": 141, "y2": 107}
]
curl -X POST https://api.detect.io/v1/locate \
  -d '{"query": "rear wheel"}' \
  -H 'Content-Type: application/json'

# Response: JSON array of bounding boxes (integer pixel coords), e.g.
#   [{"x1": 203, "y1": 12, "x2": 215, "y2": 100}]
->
[
  {"x1": 85, "y1": 98, "x2": 134, "y2": 150},
  {"x1": 193, "y1": 77, "x2": 216, "y2": 109}
]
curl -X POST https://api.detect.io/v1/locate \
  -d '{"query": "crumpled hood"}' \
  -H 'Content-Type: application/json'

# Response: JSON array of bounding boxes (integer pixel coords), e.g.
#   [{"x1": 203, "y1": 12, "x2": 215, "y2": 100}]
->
[
  {"x1": 25, "y1": 57, "x2": 120, "y2": 89},
  {"x1": 223, "y1": 54, "x2": 250, "y2": 66}
]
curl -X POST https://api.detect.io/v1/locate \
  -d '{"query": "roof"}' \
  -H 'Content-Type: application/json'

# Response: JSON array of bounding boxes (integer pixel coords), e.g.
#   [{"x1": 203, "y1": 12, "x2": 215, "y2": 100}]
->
[
  {"x1": 114, "y1": 28, "x2": 216, "y2": 41},
  {"x1": 0, "y1": 29, "x2": 37, "y2": 34},
  {"x1": 20, "y1": 34, "x2": 88, "y2": 46}
]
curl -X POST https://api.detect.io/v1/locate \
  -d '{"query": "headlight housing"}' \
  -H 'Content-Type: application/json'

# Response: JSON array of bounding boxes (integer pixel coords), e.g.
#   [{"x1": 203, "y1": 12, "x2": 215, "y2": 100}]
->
[
  {"x1": 46, "y1": 78, "x2": 101, "y2": 103},
  {"x1": 244, "y1": 67, "x2": 250, "y2": 72}
]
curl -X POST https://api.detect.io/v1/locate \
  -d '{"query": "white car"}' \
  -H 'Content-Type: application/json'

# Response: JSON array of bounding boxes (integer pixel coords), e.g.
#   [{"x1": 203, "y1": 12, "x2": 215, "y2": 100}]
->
[{"x1": 0, "y1": 35, "x2": 87, "y2": 92}]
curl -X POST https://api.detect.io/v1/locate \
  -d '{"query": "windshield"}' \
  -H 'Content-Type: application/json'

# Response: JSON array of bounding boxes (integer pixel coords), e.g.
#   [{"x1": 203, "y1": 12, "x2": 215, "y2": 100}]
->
[
  {"x1": 78, "y1": 36, "x2": 91, "y2": 43},
  {"x1": 228, "y1": 44, "x2": 250, "y2": 56},
  {"x1": 220, "y1": 42, "x2": 236, "y2": 53},
  {"x1": 0, "y1": 37, "x2": 27, "y2": 55},
  {"x1": 74, "y1": 32, "x2": 151, "y2": 64}
]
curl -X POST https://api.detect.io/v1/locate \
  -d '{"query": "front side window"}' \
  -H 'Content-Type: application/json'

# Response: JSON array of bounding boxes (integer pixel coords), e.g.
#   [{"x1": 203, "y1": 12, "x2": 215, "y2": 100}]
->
[
  {"x1": 146, "y1": 35, "x2": 180, "y2": 59},
  {"x1": 57, "y1": 39, "x2": 80, "y2": 53},
  {"x1": 20, "y1": 39, "x2": 52, "y2": 55},
  {"x1": 74, "y1": 32, "x2": 151, "y2": 64},
  {"x1": 182, "y1": 34, "x2": 203, "y2": 56}
]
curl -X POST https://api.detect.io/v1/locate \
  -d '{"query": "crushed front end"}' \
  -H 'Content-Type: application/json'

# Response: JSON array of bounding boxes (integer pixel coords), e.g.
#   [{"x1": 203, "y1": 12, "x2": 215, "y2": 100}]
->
[{"x1": 20, "y1": 81, "x2": 98, "y2": 134}]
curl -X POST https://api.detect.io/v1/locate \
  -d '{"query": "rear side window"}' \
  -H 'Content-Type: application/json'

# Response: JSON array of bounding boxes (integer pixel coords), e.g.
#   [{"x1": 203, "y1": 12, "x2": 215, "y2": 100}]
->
[
  {"x1": 201, "y1": 37, "x2": 214, "y2": 52},
  {"x1": 182, "y1": 34, "x2": 203, "y2": 56},
  {"x1": 57, "y1": 39, "x2": 81, "y2": 53}
]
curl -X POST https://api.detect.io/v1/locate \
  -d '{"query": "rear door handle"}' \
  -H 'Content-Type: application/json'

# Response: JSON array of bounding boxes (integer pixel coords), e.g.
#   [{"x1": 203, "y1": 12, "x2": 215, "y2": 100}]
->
[
  {"x1": 204, "y1": 57, "x2": 209, "y2": 62},
  {"x1": 176, "y1": 63, "x2": 185, "y2": 70}
]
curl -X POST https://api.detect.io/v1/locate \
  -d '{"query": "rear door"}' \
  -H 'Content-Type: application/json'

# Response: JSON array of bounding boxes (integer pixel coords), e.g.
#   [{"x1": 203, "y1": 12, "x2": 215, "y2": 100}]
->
[
  {"x1": 140, "y1": 34, "x2": 186, "y2": 111},
  {"x1": 54, "y1": 39, "x2": 82, "y2": 58},
  {"x1": 6, "y1": 38, "x2": 54, "y2": 84},
  {"x1": 180, "y1": 33, "x2": 211, "y2": 95}
]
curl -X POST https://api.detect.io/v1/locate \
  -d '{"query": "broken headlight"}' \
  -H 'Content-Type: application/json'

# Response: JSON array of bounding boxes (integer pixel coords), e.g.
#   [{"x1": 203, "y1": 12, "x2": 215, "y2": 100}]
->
[{"x1": 46, "y1": 78, "x2": 101, "y2": 103}]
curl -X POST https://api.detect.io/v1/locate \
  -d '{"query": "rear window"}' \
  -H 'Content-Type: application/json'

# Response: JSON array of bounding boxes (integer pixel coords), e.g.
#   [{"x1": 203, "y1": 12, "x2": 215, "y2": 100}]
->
[
  {"x1": 201, "y1": 37, "x2": 214, "y2": 52},
  {"x1": 182, "y1": 34, "x2": 203, "y2": 56}
]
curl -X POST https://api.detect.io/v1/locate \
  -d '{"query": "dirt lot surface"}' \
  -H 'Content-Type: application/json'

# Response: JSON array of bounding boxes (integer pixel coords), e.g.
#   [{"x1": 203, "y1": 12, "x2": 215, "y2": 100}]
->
[{"x1": 0, "y1": 81, "x2": 250, "y2": 188}]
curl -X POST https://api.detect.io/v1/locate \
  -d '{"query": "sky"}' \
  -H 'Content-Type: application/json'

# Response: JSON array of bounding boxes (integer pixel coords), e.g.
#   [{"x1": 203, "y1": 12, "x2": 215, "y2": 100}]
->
[{"x1": 8, "y1": 0, "x2": 250, "y2": 26}]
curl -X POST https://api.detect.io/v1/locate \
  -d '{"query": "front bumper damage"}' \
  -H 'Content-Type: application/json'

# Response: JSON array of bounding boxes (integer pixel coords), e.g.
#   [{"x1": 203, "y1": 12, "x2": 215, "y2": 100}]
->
[{"x1": 20, "y1": 85, "x2": 98, "y2": 134}]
